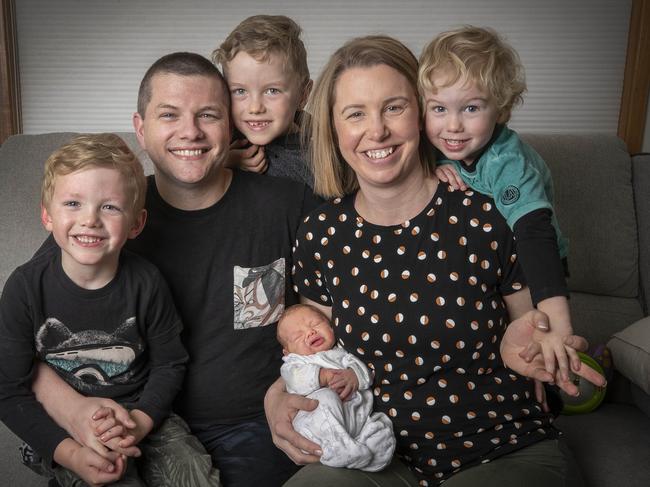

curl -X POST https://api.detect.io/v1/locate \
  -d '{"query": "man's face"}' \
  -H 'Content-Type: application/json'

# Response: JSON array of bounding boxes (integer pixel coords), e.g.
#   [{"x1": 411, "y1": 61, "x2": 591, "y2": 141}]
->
[{"x1": 133, "y1": 73, "x2": 231, "y2": 191}]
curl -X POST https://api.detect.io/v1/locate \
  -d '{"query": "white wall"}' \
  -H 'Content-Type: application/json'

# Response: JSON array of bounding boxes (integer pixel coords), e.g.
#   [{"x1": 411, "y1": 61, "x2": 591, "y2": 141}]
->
[{"x1": 16, "y1": 0, "x2": 632, "y2": 135}]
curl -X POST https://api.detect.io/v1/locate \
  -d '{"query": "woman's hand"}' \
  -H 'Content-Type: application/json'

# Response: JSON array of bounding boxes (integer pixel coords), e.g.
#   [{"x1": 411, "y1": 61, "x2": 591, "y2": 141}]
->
[
  {"x1": 264, "y1": 377, "x2": 322, "y2": 464},
  {"x1": 501, "y1": 309, "x2": 606, "y2": 396}
]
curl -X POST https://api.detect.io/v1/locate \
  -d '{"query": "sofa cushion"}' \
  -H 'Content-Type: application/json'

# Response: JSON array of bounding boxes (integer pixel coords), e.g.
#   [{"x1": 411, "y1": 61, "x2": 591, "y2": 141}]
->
[
  {"x1": 521, "y1": 134, "x2": 638, "y2": 299},
  {"x1": 607, "y1": 316, "x2": 650, "y2": 395}
]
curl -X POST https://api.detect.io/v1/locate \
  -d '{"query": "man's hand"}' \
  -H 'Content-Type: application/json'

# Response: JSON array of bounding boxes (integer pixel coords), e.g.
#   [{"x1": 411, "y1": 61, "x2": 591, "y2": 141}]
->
[
  {"x1": 226, "y1": 139, "x2": 267, "y2": 173},
  {"x1": 327, "y1": 368, "x2": 359, "y2": 401},
  {"x1": 435, "y1": 164, "x2": 467, "y2": 191},
  {"x1": 501, "y1": 309, "x2": 606, "y2": 396},
  {"x1": 264, "y1": 378, "x2": 321, "y2": 465},
  {"x1": 54, "y1": 438, "x2": 126, "y2": 487}
]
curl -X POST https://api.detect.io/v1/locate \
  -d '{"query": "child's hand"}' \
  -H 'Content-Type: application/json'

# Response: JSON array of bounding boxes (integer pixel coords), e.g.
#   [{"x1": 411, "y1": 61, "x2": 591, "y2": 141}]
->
[
  {"x1": 328, "y1": 368, "x2": 359, "y2": 401},
  {"x1": 65, "y1": 398, "x2": 140, "y2": 459},
  {"x1": 95, "y1": 408, "x2": 153, "y2": 453},
  {"x1": 92, "y1": 408, "x2": 140, "y2": 457},
  {"x1": 435, "y1": 164, "x2": 467, "y2": 191},
  {"x1": 529, "y1": 327, "x2": 581, "y2": 383},
  {"x1": 527, "y1": 296, "x2": 581, "y2": 382},
  {"x1": 501, "y1": 309, "x2": 605, "y2": 397},
  {"x1": 319, "y1": 367, "x2": 337, "y2": 388},
  {"x1": 54, "y1": 438, "x2": 126, "y2": 487},
  {"x1": 226, "y1": 139, "x2": 267, "y2": 173}
]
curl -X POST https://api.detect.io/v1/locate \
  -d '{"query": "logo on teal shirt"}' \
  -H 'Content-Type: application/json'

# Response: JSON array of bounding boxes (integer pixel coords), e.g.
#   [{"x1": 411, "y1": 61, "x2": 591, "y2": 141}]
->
[{"x1": 501, "y1": 185, "x2": 520, "y2": 205}]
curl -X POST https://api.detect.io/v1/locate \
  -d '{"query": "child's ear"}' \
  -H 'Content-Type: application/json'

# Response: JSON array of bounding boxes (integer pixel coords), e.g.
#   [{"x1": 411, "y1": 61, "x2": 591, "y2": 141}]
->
[
  {"x1": 496, "y1": 109, "x2": 510, "y2": 124},
  {"x1": 40, "y1": 205, "x2": 53, "y2": 232},
  {"x1": 128, "y1": 209, "x2": 147, "y2": 239},
  {"x1": 299, "y1": 79, "x2": 313, "y2": 110},
  {"x1": 282, "y1": 347, "x2": 289, "y2": 356}
]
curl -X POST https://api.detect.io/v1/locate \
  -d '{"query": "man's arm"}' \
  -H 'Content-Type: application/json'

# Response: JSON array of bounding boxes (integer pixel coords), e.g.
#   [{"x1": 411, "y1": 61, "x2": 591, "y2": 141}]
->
[{"x1": 32, "y1": 363, "x2": 139, "y2": 457}]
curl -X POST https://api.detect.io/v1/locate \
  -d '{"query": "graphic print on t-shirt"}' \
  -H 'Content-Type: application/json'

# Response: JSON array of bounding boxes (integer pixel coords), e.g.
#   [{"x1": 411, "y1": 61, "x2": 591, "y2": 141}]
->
[
  {"x1": 233, "y1": 258, "x2": 285, "y2": 330},
  {"x1": 35, "y1": 316, "x2": 140, "y2": 393}
]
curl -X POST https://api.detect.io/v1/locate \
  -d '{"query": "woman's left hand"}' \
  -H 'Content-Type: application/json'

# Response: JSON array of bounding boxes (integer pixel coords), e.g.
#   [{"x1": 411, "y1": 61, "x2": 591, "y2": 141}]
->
[{"x1": 501, "y1": 310, "x2": 606, "y2": 396}]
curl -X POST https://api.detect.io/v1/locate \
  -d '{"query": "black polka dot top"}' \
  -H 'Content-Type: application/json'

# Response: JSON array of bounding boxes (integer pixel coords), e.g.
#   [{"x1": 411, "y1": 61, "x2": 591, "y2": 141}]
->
[{"x1": 292, "y1": 182, "x2": 558, "y2": 484}]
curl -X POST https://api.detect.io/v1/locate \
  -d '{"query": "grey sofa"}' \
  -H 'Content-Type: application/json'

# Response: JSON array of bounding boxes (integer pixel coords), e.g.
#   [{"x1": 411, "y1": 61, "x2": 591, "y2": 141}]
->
[{"x1": 1, "y1": 132, "x2": 649, "y2": 486}]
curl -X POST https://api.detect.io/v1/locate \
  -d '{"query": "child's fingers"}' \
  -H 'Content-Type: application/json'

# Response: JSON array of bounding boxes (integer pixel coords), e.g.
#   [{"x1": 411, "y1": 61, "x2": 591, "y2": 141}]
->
[
  {"x1": 99, "y1": 425, "x2": 126, "y2": 443},
  {"x1": 91, "y1": 406, "x2": 114, "y2": 422},
  {"x1": 435, "y1": 167, "x2": 449, "y2": 182},
  {"x1": 565, "y1": 346, "x2": 582, "y2": 372},
  {"x1": 230, "y1": 138, "x2": 249, "y2": 150},
  {"x1": 551, "y1": 343, "x2": 571, "y2": 382},
  {"x1": 541, "y1": 343, "x2": 557, "y2": 379}
]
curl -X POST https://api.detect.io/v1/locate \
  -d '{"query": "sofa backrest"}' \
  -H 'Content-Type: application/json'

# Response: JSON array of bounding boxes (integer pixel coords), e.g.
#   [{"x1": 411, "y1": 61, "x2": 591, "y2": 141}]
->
[
  {"x1": 522, "y1": 133, "x2": 647, "y2": 343},
  {"x1": 1, "y1": 132, "x2": 647, "y2": 344}
]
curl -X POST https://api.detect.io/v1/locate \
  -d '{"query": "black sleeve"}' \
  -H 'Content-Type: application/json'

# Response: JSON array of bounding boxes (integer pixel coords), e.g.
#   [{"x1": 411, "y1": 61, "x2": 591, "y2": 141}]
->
[
  {"x1": 513, "y1": 208, "x2": 568, "y2": 305},
  {"x1": 0, "y1": 270, "x2": 69, "y2": 464},
  {"x1": 131, "y1": 272, "x2": 187, "y2": 427}
]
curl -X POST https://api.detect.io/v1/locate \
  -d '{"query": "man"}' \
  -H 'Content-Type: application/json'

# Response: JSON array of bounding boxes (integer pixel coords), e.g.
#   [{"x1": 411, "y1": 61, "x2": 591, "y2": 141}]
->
[{"x1": 33, "y1": 52, "x2": 319, "y2": 487}]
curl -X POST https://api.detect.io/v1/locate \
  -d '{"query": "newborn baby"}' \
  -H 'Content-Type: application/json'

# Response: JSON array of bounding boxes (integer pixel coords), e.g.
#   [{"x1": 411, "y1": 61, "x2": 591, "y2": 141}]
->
[{"x1": 277, "y1": 304, "x2": 395, "y2": 471}]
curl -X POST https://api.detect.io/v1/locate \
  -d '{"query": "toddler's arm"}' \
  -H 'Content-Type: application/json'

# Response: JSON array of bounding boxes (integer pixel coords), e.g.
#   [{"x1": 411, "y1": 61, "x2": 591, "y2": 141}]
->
[
  {"x1": 226, "y1": 139, "x2": 267, "y2": 173},
  {"x1": 513, "y1": 209, "x2": 578, "y2": 380}
]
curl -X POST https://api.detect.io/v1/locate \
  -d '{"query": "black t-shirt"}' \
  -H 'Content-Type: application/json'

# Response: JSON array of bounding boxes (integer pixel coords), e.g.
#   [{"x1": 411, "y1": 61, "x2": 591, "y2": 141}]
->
[
  {"x1": 0, "y1": 248, "x2": 186, "y2": 461},
  {"x1": 127, "y1": 170, "x2": 321, "y2": 425},
  {"x1": 292, "y1": 183, "x2": 558, "y2": 483}
]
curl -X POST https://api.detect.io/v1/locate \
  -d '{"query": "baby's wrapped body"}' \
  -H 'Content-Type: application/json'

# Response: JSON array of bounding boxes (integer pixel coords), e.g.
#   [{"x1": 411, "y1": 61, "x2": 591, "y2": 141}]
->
[{"x1": 282, "y1": 348, "x2": 396, "y2": 471}]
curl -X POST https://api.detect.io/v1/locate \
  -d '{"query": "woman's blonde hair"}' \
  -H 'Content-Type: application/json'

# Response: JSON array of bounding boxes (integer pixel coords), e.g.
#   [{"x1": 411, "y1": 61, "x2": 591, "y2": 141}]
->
[
  {"x1": 41, "y1": 133, "x2": 146, "y2": 217},
  {"x1": 304, "y1": 35, "x2": 434, "y2": 198},
  {"x1": 418, "y1": 26, "x2": 526, "y2": 123}
]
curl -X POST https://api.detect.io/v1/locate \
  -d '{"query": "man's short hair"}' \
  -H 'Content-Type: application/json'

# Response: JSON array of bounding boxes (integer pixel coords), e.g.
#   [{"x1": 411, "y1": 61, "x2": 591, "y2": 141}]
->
[
  {"x1": 137, "y1": 51, "x2": 229, "y2": 117},
  {"x1": 41, "y1": 133, "x2": 146, "y2": 217},
  {"x1": 212, "y1": 15, "x2": 310, "y2": 88}
]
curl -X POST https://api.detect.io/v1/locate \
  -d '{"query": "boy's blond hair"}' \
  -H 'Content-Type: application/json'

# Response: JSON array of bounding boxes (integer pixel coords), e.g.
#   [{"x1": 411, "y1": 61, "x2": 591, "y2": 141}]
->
[
  {"x1": 212, "y1": 15, "x2": 310, "y2": 88},
  {"x1": 418, "y1": 26, "x2": 526, "y2": 122},
  {"x1": 41, "y1": 133, "x2": 147, "y2": 217},
  {"x1": 305, "y1": 35, "x2": 434, "y2": 199}
]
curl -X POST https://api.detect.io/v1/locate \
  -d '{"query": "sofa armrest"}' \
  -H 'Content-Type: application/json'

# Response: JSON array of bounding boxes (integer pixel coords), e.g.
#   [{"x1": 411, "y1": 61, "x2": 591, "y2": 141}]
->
[{"x1": 607, "y1": 316, "x2": 650, "y2": 395}]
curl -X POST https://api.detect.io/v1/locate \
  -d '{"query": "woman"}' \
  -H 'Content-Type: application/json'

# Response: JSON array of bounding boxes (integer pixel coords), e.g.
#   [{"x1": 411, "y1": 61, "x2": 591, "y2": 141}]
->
[{"x1": 266, "y1": 35, "x2": 603, "y2": 486}]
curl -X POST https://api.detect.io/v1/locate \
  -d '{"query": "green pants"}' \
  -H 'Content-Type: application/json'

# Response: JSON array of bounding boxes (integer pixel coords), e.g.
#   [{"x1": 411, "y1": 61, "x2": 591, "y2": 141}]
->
[
  {"x1": 284, "y1": 439, "x2": 583, "y2": 487},
  {"x1": 45, "y1": 414, "x2": 221, "y2": 487}
]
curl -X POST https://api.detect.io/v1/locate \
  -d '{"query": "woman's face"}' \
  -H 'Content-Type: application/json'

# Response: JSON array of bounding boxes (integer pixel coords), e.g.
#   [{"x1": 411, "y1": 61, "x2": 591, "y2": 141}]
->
[{"x1": 332, "y1": 64, "x2": 422, "y2": 191}]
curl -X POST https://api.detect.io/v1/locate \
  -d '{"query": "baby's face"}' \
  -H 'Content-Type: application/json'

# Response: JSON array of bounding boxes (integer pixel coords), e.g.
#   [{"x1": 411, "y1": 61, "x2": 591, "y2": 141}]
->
[
  {"x1": 279, "y1": 307, "x2": 335, "y2": 355},
  {"x1": 423, "y1": 72, "x2": 500, "y2": 165}
]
